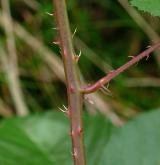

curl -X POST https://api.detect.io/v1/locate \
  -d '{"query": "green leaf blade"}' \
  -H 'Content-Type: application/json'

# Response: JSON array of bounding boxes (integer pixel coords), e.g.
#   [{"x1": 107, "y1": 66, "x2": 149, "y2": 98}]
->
[
  {"x1": 0, "y1": 113, "x2": 72, "y2": 165},
  {"x1": 99, "y1": 109, "x2": 160, "y2": 165},
  {"x1": 130, "y1": 0, "x2": 160, "y2": 17},
  {"x1": 1, "y1": 110, "x2": 160, "y2": 165}
]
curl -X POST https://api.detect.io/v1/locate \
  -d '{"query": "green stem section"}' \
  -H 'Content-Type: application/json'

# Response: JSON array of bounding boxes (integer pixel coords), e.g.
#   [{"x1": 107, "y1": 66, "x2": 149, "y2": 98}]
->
[{"x1": 53, "y1": 1, "x2": 86, "y2": 165}]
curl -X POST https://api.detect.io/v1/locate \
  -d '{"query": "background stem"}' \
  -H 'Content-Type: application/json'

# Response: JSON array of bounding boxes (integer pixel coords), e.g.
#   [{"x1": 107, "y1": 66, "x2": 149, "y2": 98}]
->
[{"x1": 1, "y1": 0, "x2": 28, "y2": 116}]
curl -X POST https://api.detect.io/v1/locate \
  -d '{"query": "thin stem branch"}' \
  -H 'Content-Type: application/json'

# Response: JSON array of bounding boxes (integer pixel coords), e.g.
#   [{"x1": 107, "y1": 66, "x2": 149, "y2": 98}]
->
[
  {"x1": 82, "y1": 42, "x2": 160, "y2": 94},
  {"x1": 52, "y1": 0, "x2": 86, "y2": 165}
]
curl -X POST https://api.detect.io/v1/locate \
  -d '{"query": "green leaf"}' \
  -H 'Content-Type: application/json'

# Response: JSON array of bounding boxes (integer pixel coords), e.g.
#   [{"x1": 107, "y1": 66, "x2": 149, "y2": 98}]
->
[
  {"x1": 1, "y1": 110, "x2": 160, "y2": 165},
  {"x1": 0, "y1": 112, "x2": 113, "y2": 165},
  {"x1": 99, "y1": 109, "x2": 160, "y2": 165},
  {"x1": 130, "y1": 0, "x2": 160, "y2": 17},
  {"x1": 0, "y1": 113, "x2": 71, "y2": 165},
  {"x1": 84, "y1": 114, "x2": 113, "y2": 165}
]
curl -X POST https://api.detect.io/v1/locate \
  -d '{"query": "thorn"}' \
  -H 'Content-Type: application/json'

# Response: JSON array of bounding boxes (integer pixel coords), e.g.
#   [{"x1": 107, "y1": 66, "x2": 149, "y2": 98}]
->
[
  {"x1": 58, "y1": 107, "x2": 66, "y2": 113},
  {"x1": 100, "y1": 88, "x2": 109, "y2": 95},
  {"x1": 78, "y1": 126, "x2": 83, "y2": 136},
  {"x1": 65, "y1": 110, "x2": 70, "y2": 117},
  {"x1": 52, "y1": 41, "x2": 60, "y2": 45},
  {"x1": 88, "y1": 99, "x2": 94, "y2": 105},
  {"x1": 52, "y1": 27, "x2": 58, "y2": 30},
  {"x1": 72, "y1": 27, "x2": 77, "y2": 38},
  {"x1": 58, "y1": 105, "x2": 70, "y2": 116},
  {"x1": 78, "y1": 50, "x2": 82, "y2": 58},
  {"x1": 59, "y1": 47, "x2": 62, "y2": 54},
  {"x1": 102, "y1": 85, "x2": 111, "y2": 93},
  {"x1": 84, "y1": 95, "x2": 94, "y2": 105},
  {"x1": 46, "y1": 12, "x2": 54, "y2": 16},
  {"x1": 128, "y1": 55, "x2": 135, "y2": 59},
  {"x1": 72, "y1": 148, "x2": 78, "y2": 158},
  {"x1": 135, "y1": 61, "x2": 139, "y2": 66},
  {"x1": 100, "y1": 87, "x2": 112, "y2": 96},
  {"x1": 108, "y1": 70, "x2": 115, "y2": 74},
  {"x1": 74, "y1": 50, "x2": 81, "y2": 63},
  {"x1": 71, "y1": 130, "x2": 74, "y2": 137},
  {"x1": 79, "y1": 50, "x2": 82, "y2": 56},
  {"x1": 106, "y1": 82, "x2": 110, "y2": 89},
  {"x1": 63, "y1": 105, "x2": 68, "y2": 111},
  {"x1": 69, "y1": 84, "x2": 75, "y2": 93},
  {"x1": 146, "y1": 53, "x2": 150, "y2": 60},
  {"x1": 146, "y1": 45, "x2": 151, "y2": 48}
]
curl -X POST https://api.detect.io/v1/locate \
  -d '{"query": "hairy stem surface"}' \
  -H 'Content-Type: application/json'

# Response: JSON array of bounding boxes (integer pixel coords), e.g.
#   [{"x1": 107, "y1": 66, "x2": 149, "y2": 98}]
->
[{"x1": 52, "y1": 1, "x2": 86, "y2": 165}]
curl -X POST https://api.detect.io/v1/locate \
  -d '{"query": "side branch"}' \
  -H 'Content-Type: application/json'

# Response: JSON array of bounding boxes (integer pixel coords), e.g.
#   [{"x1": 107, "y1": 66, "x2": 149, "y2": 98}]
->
[{"x1": 81, "y1": 42, "x2": 160, "y2": 94}]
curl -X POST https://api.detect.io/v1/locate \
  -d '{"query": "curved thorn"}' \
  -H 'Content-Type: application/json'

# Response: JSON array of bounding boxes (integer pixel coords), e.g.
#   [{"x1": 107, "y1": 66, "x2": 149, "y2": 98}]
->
[
  {"x1": 46, "y1": 12, "x2": 54, "y2": 16},
  {"x1": 72, "y1": 27, "x2": 77, "y2": 38}
]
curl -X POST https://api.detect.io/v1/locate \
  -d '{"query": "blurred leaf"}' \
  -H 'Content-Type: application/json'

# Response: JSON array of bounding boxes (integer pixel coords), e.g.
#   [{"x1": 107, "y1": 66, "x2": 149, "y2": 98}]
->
[
  {"x1": 84, "y1": 114, "x2": 113, "y2": 165},
  {"x1": 1, "y1": 110, "x2": 160, "y2": 165},
  {"x1": 130, "y1": 0, "x2": 160, "y2": 17},
  {"x1": 99, "y1": 109, "x2": 160, "y2": 165},
  {"x1": 0, "y1": 112, "x2": 113, "y2": 165},
  {"x1": 0, "y1": 113, "x2": 71, "y2": 165}
]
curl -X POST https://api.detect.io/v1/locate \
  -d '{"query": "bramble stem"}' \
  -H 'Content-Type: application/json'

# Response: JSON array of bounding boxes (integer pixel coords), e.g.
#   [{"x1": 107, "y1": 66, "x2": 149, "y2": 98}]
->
[
  {"x1": 52, "y1": 1, "x2": 86, "y2": 165},
  {"x1": 81, "y1": 42, "x2": 160, "y2": 94},
  {"x1": 53, "y1": 0, "x2": 160, "y2": 164}
]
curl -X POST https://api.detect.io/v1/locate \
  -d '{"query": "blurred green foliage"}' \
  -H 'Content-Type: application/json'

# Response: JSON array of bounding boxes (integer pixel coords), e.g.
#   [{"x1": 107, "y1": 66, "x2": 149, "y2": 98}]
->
[
  {"x1": 0, "y1": 109, "x2": 160, "y2": 164},
  {"x1": 0, "y1": 0, "x2": 160, "y2": 117}
]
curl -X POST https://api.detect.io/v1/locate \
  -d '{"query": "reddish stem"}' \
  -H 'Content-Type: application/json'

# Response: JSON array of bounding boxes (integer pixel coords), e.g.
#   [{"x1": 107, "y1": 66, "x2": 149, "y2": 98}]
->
[
  {"x1": 82, "y1": 42, "x2": 160, "y2": 94},
  {"x1": 53, "y1": 1, "x2": 86, "y2": 165}
]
